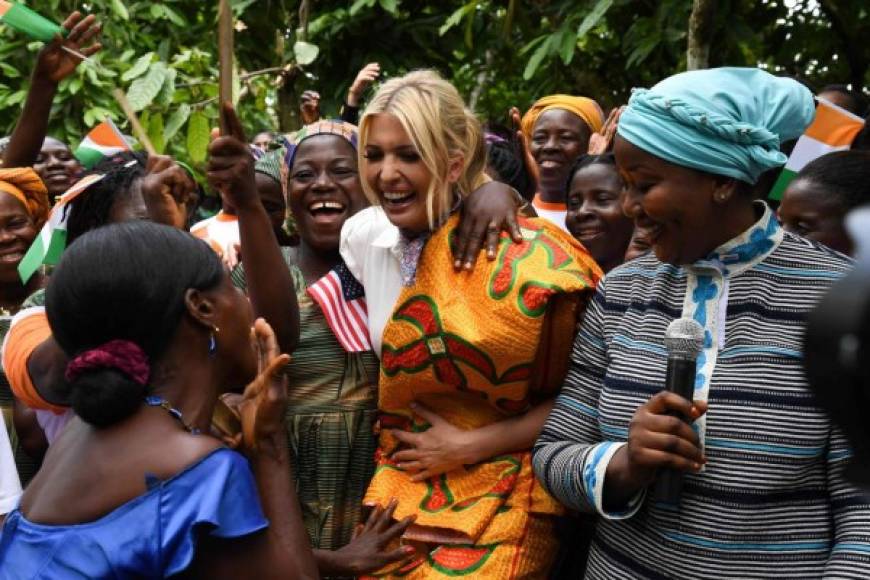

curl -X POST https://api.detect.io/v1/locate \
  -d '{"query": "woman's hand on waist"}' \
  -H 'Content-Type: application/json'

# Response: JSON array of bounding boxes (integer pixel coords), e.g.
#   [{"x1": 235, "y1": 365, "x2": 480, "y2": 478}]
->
[{"x1": 391, "y1": 402, "x2": 477, "y2": 482}]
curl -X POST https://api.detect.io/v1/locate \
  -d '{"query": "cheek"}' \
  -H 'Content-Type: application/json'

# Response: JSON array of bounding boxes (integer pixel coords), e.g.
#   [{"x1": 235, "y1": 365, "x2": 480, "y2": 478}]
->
[
  {"x1": 563, "y1": 142, "x2": 583, "y2": 158},
  {"x1": 599, "y1": 201, "x2": 627, "y2": 224},
  {"x1": 363, "y1": 162, "x2": 380, "y2": 188},
  {"x1": 15, "y1": 225, "x2": 38, "y2": 242}
]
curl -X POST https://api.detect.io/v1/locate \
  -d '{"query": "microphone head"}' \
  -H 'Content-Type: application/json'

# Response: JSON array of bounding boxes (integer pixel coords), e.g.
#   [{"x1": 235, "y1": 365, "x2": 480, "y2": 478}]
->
[{"x1": 664, "y1": 318, "x2": 705, "y2": 358}]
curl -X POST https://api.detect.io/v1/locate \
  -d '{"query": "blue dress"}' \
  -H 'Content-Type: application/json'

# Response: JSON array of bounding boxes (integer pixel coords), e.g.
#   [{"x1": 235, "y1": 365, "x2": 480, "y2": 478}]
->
[{"x1": 0, "y1": 448, "x2": 268, "y2": 578}]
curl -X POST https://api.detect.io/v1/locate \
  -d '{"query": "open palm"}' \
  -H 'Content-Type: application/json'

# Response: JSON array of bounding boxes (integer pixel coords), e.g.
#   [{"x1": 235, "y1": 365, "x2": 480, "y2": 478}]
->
[{"x1": 35, "y1": 11, "x2": 102, "y2": 83}]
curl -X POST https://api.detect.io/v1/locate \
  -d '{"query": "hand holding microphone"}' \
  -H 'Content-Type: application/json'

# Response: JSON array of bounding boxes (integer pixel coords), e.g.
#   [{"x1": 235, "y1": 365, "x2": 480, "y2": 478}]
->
[{"x1": 622, "y1": 319, "x2": 707, "y2": 504}]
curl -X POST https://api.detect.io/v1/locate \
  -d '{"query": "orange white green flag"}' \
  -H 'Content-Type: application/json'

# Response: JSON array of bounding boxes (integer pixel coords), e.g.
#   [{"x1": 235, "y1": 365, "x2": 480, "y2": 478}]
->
[
  {"x1": 769, "y1": 98, "x2": 865, "y2": 200},
  {"x1": 18, "y1": 173, "x2": 106, "y2": 283},
  {"x1": 74, "y1": 119, "x2": 131, "y2": 169},
  {"x1": 0, "y1": 1, "x2": 63, "y2": 42}
]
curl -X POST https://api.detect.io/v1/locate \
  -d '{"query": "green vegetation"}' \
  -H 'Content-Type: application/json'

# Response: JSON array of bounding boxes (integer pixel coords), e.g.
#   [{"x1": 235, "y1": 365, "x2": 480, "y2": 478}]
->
[{"x1": 1, "y1": 0, "x2": 867, "y2": 173}]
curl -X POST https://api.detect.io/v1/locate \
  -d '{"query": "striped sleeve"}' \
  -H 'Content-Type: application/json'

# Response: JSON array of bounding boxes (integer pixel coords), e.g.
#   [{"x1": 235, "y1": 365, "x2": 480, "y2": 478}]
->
[
  {"x1": 533, "y1": 279, "x2": 645, "y2": 518},
  {"x1": 824, "y1": 424, "x2": 870, "y2": 577}
]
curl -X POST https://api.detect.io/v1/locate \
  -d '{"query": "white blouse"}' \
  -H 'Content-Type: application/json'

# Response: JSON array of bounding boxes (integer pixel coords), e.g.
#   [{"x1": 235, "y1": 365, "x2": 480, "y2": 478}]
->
[{"x1": 339, "y1": 207, "x2": 404, "y2": 358}]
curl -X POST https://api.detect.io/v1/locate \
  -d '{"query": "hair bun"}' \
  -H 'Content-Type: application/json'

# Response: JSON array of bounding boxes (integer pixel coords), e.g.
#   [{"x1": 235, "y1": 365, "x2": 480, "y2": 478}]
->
[
  {"x1": 65, "y1": 340, "x2": 150, "y2": 386},
  {"x1": 65, "y1": 340, "x2": 151, "y2": 428}
]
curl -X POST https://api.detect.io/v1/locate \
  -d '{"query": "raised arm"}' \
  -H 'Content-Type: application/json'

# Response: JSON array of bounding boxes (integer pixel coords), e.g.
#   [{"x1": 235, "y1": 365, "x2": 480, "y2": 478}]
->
[
  {"x1": 190, "y1": 319, "x2": 317, "y2": 579},
  {"x1": 2, "y1": 12, "x2": 101, "y2": 168},
  {"x1": 206, "y1": 103, "x2": 299, "y2": 353}
]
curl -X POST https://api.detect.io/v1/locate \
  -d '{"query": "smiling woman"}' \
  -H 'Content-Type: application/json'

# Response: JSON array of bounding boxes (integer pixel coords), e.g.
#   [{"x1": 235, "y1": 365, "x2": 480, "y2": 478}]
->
[
  {"x1": 564, "y1": 154, "x2": 634, "y2": 273},
  {"x1": 342, "y1": 70, "x2": 601, "y2": 579},
  {"x1": 520, "y1": 95, "x2": 605, "y2": 232},
  {"x1": 0, "y1": 168, "x2": 50, "y2": 500},
  {"x1": 32, "y1": 138, "x2": 80, "y2": 203},
  {"x1": 533, "y1": 67, "x2": 870, "y2": 579}
]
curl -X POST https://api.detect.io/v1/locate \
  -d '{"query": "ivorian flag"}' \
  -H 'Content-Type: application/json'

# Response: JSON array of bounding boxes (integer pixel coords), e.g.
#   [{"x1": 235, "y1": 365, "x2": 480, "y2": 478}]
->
[
  {"x1": 75, "y1": 119, "x2": 131, "y2": 169},
  {"x1": 0, "y1": 1, "x2": 63, "y2": 43},
  {"x1": 769, "y1": 98, "x2": 865, "y2": 201},
  {"x1": 18, "y1": 173, "x2": 105, "y2": 282}
]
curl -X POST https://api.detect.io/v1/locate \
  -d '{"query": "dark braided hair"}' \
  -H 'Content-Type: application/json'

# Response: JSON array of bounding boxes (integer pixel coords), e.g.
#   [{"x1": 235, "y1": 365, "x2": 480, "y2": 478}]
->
[
  {"x1": 564, "y1": 153, "x2": 617, "y2": 192},
  {"x1": 65, "y1": 151, "x2": 148, "y2": 246},
  {"x1": 794, "y1": 150, "x2": 870, "y2": 210},
  {"x1": 484, "y1": 124, "x2": 535, "y2": 201}
]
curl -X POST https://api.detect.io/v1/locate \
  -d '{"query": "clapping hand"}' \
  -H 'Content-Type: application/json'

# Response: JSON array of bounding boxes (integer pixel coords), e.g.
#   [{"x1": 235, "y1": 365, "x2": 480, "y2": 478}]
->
[
  {"x1": 587, "y1": 106, "x2": 624, "y2": 155},
  {"x1": 236, "y1": 318, "x2": 290, "y2": 457}
]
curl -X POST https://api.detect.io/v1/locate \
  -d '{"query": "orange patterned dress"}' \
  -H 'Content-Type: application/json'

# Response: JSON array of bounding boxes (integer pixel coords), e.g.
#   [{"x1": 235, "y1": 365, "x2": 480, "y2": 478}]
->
[{"x1": 363, "y1": 215, "x2": 601, "y2": 578}]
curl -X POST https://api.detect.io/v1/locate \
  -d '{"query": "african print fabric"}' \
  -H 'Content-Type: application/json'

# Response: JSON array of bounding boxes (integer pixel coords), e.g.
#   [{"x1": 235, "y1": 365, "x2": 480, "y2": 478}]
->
[{"x1": 364, "y1": 215, "x2": 601, "y2": 578}]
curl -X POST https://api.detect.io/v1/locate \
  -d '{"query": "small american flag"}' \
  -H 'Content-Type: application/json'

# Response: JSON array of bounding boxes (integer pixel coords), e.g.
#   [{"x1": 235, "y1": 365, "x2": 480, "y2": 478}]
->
[{"x1": 307, "y1": 261, "x2": 372, "y2": 352}]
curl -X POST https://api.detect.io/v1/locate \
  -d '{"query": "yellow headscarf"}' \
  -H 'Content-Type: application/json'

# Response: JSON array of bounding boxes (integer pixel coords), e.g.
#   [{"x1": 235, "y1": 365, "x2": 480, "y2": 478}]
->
[
  {"x1": 0, "y1": 168, "x2": 50, "y2": 228},
  {"x1": 520, "y1": 94, "x2": 605, "y2": 139}
]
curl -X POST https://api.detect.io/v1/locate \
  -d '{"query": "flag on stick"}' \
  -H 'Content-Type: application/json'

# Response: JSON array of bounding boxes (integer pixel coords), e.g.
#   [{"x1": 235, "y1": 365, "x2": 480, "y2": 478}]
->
[
  {"x1": 18, "y1": 173, "x2": 105, "y2": 282},
  {"x1": 0, "y1": 1, "x2": 62, "y2": 42},
  {"x1": 307, "y1": 261, "x2": 372, "y2": 352},
  {"x1": 769, "y1": 98, "x2": 866, "y2": 201},
  {"x1": 74, "y1": 119, "x2": 131, "y2": 169}
]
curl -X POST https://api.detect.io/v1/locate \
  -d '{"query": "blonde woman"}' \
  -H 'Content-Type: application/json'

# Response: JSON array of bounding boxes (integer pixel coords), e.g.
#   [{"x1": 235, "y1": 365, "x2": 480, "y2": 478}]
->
[{"x1": 340, "y1": 70, "x2": 602, "y2": 578}]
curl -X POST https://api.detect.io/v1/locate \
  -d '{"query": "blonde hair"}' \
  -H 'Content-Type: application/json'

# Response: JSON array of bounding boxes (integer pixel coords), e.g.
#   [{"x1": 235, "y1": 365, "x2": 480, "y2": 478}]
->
[{"x1": 359, "y1": 69, "x2": 489, "y2": 230}]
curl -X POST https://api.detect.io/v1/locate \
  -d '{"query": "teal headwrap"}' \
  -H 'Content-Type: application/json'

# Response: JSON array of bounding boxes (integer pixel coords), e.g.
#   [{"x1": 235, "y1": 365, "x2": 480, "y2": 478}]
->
[{"x1": 617, "y1": 67, "x2": 815, "y2": 184}]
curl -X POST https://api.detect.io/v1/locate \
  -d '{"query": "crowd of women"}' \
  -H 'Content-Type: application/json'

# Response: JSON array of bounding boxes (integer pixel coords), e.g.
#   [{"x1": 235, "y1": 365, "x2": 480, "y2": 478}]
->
[{"x1": 0, "y1": 10, "x2": 869, "y2": 579}]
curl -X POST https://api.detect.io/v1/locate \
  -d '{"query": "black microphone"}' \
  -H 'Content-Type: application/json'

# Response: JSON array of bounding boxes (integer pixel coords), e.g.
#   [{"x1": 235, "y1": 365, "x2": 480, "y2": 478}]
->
[{"x1": 654, "y1": 317, "x2": 704, "y2": 507}]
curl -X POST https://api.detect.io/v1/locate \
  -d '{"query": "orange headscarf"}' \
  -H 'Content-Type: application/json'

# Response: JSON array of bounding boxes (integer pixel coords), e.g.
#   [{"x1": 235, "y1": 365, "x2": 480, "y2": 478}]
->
[
  {"x1": 520, "y1": 94, "x2": 605, "y2": 139},
  {"x1": 0, "y1": 168, "x2": 50, "y2": 228}
]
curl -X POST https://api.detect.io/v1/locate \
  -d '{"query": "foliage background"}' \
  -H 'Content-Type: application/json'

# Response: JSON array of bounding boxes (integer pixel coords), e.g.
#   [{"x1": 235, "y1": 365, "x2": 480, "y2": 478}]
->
[{"x1": 0, "y1": 0, "x2": 867, "y2": 173}]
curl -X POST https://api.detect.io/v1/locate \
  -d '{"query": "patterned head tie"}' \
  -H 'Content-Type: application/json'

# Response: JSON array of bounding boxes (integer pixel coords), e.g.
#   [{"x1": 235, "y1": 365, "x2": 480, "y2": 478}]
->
[
  {"x1": 520, "y1": 94, "x2": 605, "y2": 139},
  {"x1": 0, "y1": 167, "x2": 50, "y2": 228},
  {"x1": 617, "y1": 67, "x2": 816, "y2": 184},
  {"x1": 282, "y1": 119, "x2": 359, "y2": 172}
]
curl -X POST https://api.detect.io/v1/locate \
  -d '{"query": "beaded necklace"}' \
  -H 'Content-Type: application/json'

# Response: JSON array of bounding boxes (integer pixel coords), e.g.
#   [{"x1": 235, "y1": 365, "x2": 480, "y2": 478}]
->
[{"x1": 144, "y1": 395, "x2": 201, "y2": 435}]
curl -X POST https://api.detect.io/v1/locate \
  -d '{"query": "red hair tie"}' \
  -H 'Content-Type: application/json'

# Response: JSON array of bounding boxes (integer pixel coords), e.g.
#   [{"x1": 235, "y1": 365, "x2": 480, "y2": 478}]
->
[{"x1": 65, "y1": 340, "x2": 151, "y2": 386}]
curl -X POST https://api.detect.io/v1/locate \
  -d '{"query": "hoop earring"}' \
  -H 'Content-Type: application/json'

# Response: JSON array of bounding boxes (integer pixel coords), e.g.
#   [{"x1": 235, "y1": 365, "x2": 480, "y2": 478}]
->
[{"x1": 208, "y1": 325, "x2": 220, "y2": 357}]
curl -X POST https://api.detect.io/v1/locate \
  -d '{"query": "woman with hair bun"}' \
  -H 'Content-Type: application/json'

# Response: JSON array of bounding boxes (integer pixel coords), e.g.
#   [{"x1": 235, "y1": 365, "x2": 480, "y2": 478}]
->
[
  {"x1": 341, "y1": 70, "x2": 601, "y2": 578},
  {"x1": 0, "y1": 221, "x2": 317, "y2": 579}
]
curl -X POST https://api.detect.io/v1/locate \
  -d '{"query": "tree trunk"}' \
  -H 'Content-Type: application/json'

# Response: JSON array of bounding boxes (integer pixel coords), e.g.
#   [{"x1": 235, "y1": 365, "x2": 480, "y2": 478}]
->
[{"x1": 686, "y1": 0, "x2": 717, "y2": 70}]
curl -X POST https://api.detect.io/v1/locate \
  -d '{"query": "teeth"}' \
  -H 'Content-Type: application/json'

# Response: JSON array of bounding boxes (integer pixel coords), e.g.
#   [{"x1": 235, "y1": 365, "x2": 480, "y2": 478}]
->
[
  {"x1": 383, "y1": 191, "x2": 413, "y2": 201},
  {"x1": 308, "y1": 201, "x2": 345, "y2": 211}
]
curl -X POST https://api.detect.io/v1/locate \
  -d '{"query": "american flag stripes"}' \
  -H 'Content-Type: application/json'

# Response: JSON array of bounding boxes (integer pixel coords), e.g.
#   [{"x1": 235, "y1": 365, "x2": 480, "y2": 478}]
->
[{"x1": 307, "y1": 261, "x2": 372, "y2": 352}]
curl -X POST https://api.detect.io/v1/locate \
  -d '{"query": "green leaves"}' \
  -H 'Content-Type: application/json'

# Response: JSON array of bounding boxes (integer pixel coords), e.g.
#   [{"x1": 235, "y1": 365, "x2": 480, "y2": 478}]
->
[
  {"x1": 293, "y1": 41, "x2": 319, "y2": 66},
  {"x1": 126, "y1": 62, "x2": 168, "y2": 112},
  {"x1": 577, "y1": 0, "x2": 614, "y2": 39},
  {"x1": 146, "y1": 111, "x2": 165, "y2": 154},
  {"x1": 440, "y1": 2, "x2": 476, "y2": 36},
  {"x1": 186, "y1": 111, "x2": 210, "y2": 164},
  {"x1": 121, "y1": 52, "x2": 153, "y2": 82},
  {"x1": 110, "y1": 0, "x2": 130, "y2": 21},
  {"x1": 164, "y1": 103, "x2": 191, "y2": 145},
  {"x1": 522, "y1": 35, "x2": 553, "y2": 80}
]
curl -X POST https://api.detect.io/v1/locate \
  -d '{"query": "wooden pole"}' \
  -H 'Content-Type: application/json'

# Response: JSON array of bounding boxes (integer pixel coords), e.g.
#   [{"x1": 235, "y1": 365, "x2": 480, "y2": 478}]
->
[
  {"x1": 218, "y1": 0, "x2": 234, "y2": 134},
  {"x1": 111, "y1": 88, "x2": 157, "y2": 156}
]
